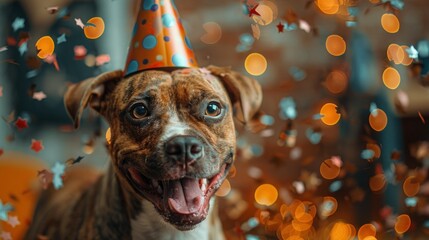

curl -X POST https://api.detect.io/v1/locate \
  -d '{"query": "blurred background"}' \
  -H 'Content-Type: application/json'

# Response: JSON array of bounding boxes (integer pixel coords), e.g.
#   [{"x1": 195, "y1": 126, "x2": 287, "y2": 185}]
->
[{"x1": 1, "y1": 0, "x2": 429, "y2": 239}]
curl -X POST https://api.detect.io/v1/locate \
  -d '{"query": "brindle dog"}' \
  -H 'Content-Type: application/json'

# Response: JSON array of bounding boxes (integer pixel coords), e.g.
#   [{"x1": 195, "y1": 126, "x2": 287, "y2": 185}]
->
[{"x1": 25, "y1": 65, "x2": 263, "y2": 240}]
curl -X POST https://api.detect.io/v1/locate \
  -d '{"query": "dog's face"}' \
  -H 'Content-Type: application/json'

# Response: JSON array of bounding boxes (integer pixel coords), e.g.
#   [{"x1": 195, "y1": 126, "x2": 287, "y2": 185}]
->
[{"x1": 64, "y1": 66, "x2": 262, "y2": 230}]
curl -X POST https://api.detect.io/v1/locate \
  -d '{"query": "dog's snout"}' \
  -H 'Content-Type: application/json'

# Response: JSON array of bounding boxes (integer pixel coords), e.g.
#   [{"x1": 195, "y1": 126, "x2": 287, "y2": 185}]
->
[{"x1": 165, "y1": 136, "x2": 204, "y2": 164}]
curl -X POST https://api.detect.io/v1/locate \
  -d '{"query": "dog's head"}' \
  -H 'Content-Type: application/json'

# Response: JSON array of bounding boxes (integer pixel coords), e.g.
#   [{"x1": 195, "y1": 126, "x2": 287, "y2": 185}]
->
[{"x1": 64, "y1": 66, "x2": 262, "y2": 230}]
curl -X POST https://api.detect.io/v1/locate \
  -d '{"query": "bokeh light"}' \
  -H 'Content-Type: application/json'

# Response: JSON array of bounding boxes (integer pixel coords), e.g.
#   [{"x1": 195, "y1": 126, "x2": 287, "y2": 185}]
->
[
  {"x1": 319, "y1": 196, "x2": 338, "y2": 218},
  {"x1": 325, "y1": 70, "x2": 348, "y2": 94},
  {"x1": 320, "y1": 103, "x2": 341, "y2": 126},
  {"x1": 317, "y1": 0, "x2": 340, "y2": 15},
  {"x1": 330, "y1": 221, "x2": 354, "y2": 240},
  {"x1": 382, "y1": 67, "x2": 401, "y2": 90},
  {"x1": 387, "y1": 44, "x2": 404, "y2": 64},
  {"x1": 35, "y1": 36, "x2": 55, "y2": 59},
  {"x1": 252, "y1": 3, "x2": 274, "y2": 25},
  {"x1": 245, "y1": 53, "x2": 268, "y2": 76},
  {"x1": 381, "y1": 13, "x2": 400, "y2": 33},
  {"x1": 255, "y1": 183, "x2": 278, "y2": 206},
  {"x1": 326, "y1": 35, "x2": 346, "y2": 56},
  {"x1": 84, "y1": 17, "x2": 105, "y2": 39},
  {"x1": 320, "y1": 158, "x2": 341, "y2": 180},
  {"x1": 369, "y1": 109, "x2": 388, "y2": 132},
  {"x1": 400, "y1": 45, "x2": 413, "y2": 66},
  {"x1": 216, "y1": 179, "x2": 231, "y2": 197},
  {"x1": 403, "y1": 176, "x2": 420, "y2": 197},
  {"x1": 358, "y1": 224, "x2": 377, "y2": 240},
  {"x1": 395, "y1": 214, "x2": 411, "y2": 234},
  {"x1": 201, "y1": 22, "x2": 222, "y2": 44},
  {"x1": 369, "y1": 174, "x2": 386, "y2": 192}
]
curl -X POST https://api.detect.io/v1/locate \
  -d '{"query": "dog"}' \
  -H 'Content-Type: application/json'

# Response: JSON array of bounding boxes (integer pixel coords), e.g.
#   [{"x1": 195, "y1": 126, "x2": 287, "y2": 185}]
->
[{"x1": 24, "y1": 65, "x2": 263, "y2": 239}]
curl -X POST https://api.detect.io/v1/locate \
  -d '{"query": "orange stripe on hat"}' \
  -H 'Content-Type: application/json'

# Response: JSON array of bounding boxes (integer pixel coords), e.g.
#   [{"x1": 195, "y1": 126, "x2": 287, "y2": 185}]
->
[{"x1": 124, "y1": 0, "x2": 198, "y2": 76}]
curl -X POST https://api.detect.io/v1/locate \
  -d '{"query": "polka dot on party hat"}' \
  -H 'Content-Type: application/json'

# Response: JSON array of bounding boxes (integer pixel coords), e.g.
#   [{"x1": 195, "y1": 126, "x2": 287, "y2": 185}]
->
[{"x1": 124, "y1": 0, "x2": 198, "y2": 76}]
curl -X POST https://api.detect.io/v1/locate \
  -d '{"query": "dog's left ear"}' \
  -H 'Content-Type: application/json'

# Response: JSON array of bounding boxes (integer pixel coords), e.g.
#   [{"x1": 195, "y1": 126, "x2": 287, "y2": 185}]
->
[
  {"x1": 207, "y1": 65, "x2": 264, "y2": 132},
  {"x1": 64, "y1": 70, "x2": 123, "y2": 129}
]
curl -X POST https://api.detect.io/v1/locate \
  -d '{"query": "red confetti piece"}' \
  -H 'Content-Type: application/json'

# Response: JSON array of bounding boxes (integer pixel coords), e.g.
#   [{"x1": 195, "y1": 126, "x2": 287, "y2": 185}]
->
[
  {"x1": 44, "y1": 54, "x2": 60, "y2": 71},
  {"x1": 0, "y1": 148, "x2": 3, "y2": 156},
  {"x1": 95, "y1": 54, "x2": 110, "y2": 66},
  {"x1": 248, "y1": 4, "x2": 261, "y2": 17},
  {"x1": 14, "y1": 117, "x2": 28, "y2": 130},
  {"x1": 31, "y1": 139, "x2": 44, "y2": 153},
  {"x1": 276, "y1": 22, "x2": 284, "y2": 33}
]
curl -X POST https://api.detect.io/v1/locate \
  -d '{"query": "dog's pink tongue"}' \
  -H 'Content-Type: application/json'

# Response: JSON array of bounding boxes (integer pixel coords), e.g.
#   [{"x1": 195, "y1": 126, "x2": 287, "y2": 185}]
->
[{"x1": 165, "y1": 178, "x2": 203, "y2": 214}]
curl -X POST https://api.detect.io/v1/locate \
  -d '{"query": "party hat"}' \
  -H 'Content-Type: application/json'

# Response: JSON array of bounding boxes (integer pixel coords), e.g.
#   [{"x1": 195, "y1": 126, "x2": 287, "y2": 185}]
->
[{"x1": 124, "y1": 0, "x2": 198, "y2": 76}]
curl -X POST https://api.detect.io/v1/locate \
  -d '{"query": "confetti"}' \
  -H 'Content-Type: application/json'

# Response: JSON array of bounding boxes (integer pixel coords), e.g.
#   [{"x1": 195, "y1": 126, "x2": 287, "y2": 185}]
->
[
  {"x1": 0, "y1": 200, "x2": 13, "y2": 221},
  {"x1": 65, "y1": 156, "x2": 84, "y2": 166},
  {"x1": 57, "y1": 33, "x2": 67, "y2": 44},
  {"x1": 74, "y1": 45, "x2": 87, "y2": 59},
  {"x1": 251, "y1": 23, "x2": 260, "y2": 40},
  {"x1": 95, "y1": 54, "x2": 111, "y2": 66},
  {"x1": 46, "y1": 6, "x2": 59, "y2": 14},
  {"x1": 0, "y1": 232, "x2": 12, "y2": 240},
  {"x1": 75, "y1": 18, "x2": 85, "y2": 29},
  {"x1": 306, "y1": 128, "x2": 322, "y2": 144},
  {"x1": 244, "y1": 52, "x2": 266, "y2": 76},
  {"x1": 276, "y1": 22, "x2": 284, "y2": 33},
  {"x1": 418, "y1": 111, "x2": 425, "y2": 124},
  {"x1": 14, "y1": 117, "x2": 29, "y2": 130},
  {"x1": 51, "y1": 162, "x2": 66, "y2": 190},
  {"x1": 12, "y1": 17, "x2": 25, "y2": 31},
  {"x1": 279, "y1": 97, "x2": 297, "y2": 120},
  {"x1": 406, "y1": 45, "x2": 418, "y2": 59},
  {"x1": 361, "y1": 149, "x2": 375, "y2": 160},
  {"x1": 44, "y1": 54, "x2": 60, "y2": 71},
  {"x1": 7, "y1": 215, "x2": 20, "y2": 228},
  {"x1": 18, "y1": 41, "x2": 28, "y2": 55},
  {"x1": 0, "y1": 85, "x2": 3, "y2": 97},
  {"x1": 0, "y1": 148, "x2": 3, "y2": 157},
  {"x1": 248, "y1": 4, "x2": 261, "y2": 17},
  {"x1": 30, "y1": 139, "x2": 44, "y2": 153},
  {"x1": 0, "y1": 46, "x2": 7, "y2": 52},
  {"x1": 33, "y1": 91, "x2": 47, "y2": 101}
]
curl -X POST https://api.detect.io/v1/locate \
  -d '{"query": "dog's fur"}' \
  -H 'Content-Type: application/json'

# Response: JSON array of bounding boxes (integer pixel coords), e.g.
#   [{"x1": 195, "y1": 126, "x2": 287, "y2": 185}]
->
[{"x1": 25, "y1": 66, "x2": 262, "y2": 239}]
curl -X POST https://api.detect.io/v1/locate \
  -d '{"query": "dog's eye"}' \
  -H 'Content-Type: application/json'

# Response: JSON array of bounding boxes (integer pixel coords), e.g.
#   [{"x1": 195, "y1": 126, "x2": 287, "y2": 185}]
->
[
  {"x1": 130, "y1": 103, "x2": 149, "y2": 119},
  {"x1": 205, "y1": 101, "x2": 222, "y2": 117}
]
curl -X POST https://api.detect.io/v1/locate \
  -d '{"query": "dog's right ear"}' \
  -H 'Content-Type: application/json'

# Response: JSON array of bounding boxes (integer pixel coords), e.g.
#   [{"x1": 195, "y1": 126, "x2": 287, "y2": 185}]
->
[{"x1": 64, "y1": 70, "x2": 123, "y2": 129}]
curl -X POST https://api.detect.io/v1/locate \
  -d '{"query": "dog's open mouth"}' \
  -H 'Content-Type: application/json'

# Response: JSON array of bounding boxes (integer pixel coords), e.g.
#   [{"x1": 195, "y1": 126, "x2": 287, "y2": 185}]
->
[{"x1": 125, "y1": 162, "x2": 231, "y2": 230}]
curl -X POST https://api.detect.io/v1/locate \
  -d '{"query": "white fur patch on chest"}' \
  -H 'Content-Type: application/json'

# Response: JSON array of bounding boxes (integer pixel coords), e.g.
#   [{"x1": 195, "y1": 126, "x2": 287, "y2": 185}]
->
[{"x1": 131, "y1": 200, "x2": 211, "y2": 240}]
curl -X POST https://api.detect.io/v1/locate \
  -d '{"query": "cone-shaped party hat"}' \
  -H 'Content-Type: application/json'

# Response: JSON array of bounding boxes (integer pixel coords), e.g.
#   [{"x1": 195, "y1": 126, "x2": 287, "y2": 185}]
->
[{"x1": 124, "y1": 0, "x2": 199, "y2": 76}]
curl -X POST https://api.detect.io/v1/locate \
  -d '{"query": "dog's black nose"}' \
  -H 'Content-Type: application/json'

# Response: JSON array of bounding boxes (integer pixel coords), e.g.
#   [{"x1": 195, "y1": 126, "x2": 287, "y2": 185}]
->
[{"x1": 165, "y1": 136, "x2": 203, "y2": 164}]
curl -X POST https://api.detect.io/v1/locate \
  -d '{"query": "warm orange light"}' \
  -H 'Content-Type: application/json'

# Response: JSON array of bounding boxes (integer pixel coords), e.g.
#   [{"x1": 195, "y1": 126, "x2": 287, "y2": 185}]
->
[
  {"x1": 317, "y1": 0, "x2": 340, "y2": 15},
  {"x1": 400, "y1": 46, "x2": 413, "y2": 66},
  {"x1": 245, "y1": 53, "x2": 267, "y2": 76},
  {"x1": 381, "y1": 13, "x2": 400, "y2": 33},
  {"x1": 369, "y1": 109, "x2": 388, "y2": 132},
  {"x1": 255, "y1": 184, "x2": 278, "y2": 206},
  {"x1": 84, "y1": 17, "x2": 105, "y2": 39},
  {"x1": 395, "y1": 214, "x2": 411, "y2": 234},
  {"x1": 252, "y1": 4, "x2": 274, "y2": 26},
  {"x1": 358, "y1": 224, "x2": 377, "y2": 240},
  {"x1": 363, "y1": 237, "x2": 377, "y2": 240},
  {"x1": 35, "y1": 36, "x2": 55, "y2": 59},
  {"x1": 369, "y1": 174, "x2": 386, "y2": 192},
  {"x1": 403, "y1": 176, "x2": 420, "y2": 197},
  {"x1": 320, "y1": 158, "x2": 341, "y2": 180},
  {"x1": 330, "y1": 222, "x2": 352, "y2": 240},
  {"x1": 387, "y1": 44, "x2": 404, "y2": 64},
  {"x1": 201, "y1": 22, "x2": 222, "y2": 44},
  {"x1": 106, "y1": 127, "x2": 111, "y2": 145},
  {"x1": 325, "y1": 70, "x2": 348, "y2": 94},
  {"x1": 320, "y1": 103, "x2": 341, "y2": 126},
  {"x1": 215, "y1": 179, "x2": 231, "y2": 197},
  {"x1": 382, "y1": 67, "x2": 401, "y2": 90},
  {"x1": 326, "y1": 35, "x2": 346, "y2": 56},
  {"x1": 292, "y1": 219, "x2": 312, "y2": 232}
]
